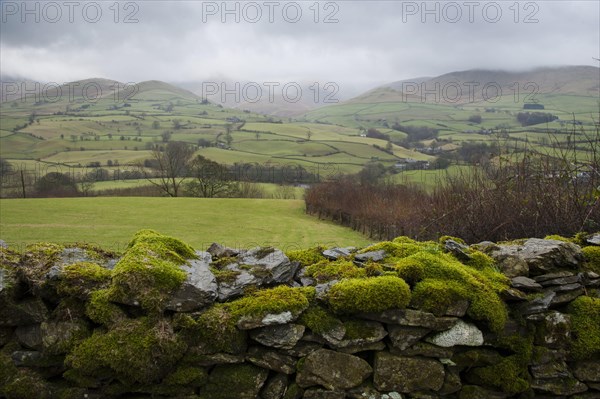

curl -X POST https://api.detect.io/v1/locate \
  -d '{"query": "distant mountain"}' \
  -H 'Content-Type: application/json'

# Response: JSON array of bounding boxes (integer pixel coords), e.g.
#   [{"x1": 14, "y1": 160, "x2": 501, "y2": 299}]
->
[
  {"x1": 349, "y1": 66, "x2": 600, "y2": 105},
  {"x1": 176, "y1": 80, "x2": 347, "y2": 117},
  {"x1": 0, "y1": 78, "x2": 201, "y2": 105}
]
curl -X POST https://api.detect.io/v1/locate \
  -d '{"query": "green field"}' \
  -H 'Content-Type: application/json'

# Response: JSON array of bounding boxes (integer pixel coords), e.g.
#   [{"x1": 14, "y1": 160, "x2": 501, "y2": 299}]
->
[{"x1": 0, "y1": 197, "x2": 369, "y2": 251}]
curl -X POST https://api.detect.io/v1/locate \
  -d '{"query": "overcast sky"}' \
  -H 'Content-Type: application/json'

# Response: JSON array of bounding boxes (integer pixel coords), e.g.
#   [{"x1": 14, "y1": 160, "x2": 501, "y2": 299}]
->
[{"x1": 1, "y1": 0, "x2": 598, "y2": 97}]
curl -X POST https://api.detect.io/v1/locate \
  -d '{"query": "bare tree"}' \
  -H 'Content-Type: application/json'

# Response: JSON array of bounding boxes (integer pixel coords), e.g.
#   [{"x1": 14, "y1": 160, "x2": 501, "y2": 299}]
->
[
  {"x1": 185, "y1": 155, "x2": 233, "y2": 198},
  {"x1": 143, "y1": 141, "x2": 194, "y2": 197}
]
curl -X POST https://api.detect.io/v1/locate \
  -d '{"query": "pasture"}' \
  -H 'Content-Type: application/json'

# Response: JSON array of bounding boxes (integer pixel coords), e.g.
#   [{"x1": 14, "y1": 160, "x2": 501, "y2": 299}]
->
[{"x1": 0, "y1": 197, "x2": 370, "y2": 251}]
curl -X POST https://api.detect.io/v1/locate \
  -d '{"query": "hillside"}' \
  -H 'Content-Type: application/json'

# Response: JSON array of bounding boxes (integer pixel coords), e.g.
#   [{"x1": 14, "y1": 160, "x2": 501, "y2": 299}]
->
[{"x1": 1, "y1": 77, "x2": 414, "y2": 183}]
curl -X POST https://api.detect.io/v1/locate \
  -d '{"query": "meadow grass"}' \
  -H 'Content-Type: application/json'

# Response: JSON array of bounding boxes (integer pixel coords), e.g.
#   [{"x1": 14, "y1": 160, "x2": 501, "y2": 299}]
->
[{"x1": 0, "y1": 197, "x2": 369, "y2": 251}]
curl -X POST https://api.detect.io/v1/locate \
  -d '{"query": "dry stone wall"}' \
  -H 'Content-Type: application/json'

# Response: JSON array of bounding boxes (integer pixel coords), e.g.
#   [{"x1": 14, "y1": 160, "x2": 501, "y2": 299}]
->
[{"x1": 1, "y1": 231, "x2": 599, "y2": 399}]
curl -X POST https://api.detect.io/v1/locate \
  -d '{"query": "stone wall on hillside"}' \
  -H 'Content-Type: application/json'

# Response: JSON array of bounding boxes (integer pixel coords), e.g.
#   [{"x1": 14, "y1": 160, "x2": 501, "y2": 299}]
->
[{"x1": 1, "y1": 231, "x2": 599, "y2": 399}]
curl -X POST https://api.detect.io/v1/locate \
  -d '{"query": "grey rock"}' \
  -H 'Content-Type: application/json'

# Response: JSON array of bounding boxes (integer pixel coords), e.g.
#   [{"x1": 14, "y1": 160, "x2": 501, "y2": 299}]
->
[
  {"x1": 440, "y1": 368, "x2": 462, "y2": 395},
  {"x1": 538, "y1": 275, "x2": 581, "y2": 286},
  {"x1": 373, "y1": 352, "x2": 445, "y2": 393},
  {"x1": 531, "y1": 377, "x2": 588, "y2": 395},
  {"x1": 500, "y1": 288, "x2": 528, "y2": 302},
  {"x1": 16, "y1": 324, "x2": 43, "y2": 350},
  {"x1": 296, "y1": 349, "x2": 372, "y2": 390},
  {"x1": 250, "y1": 324, "x2": 305, "y2": 349},
  {"x1": 545, "y1": 282, "x2": 582, "y2": 292},
  {"x1": 458, "y1": 385, "x2": 510, "y2": 399},
  {"x1": 246, "y1": 346, "x2": 297, "y2": 374},
  {"x1": 451, "y1": 349, "x2": 504, "y2": 369},
  {"x1": 0, "y1": 297, "x2": 48, "y2": 326},
  {"x1": 388, "y1": 326, "x2": 430, "y2": 351},
  {"x1": 587, "y1": 234, "x2": 600, "y2": 246},
  {"x1": 491, "y1": 238, "x2": 583, "y2": 277},
  {"x1": 518, "y1": 291, "x2": 555, "y2": 315},
  {"x1": 218, "y1": 247, "x2": 297, "y2": 301},
  {"x1": 282, "y1": 341, "x2": 323, "y2": 358},
  {"x1": 207, "y1": 242, "x2": 239, "y2": 258},
  {"x1": 445, "y1": 299, "x2": 470, "y2": 317},
  {"x1": 41, "y1": 320, "x2": 90, "y2": 354},
  {"x1": 550, "y1": 288, "x2": 584, "y2": 306},
  {"x1": 355, "y1": 250, "x2": 386, "y2": 262},
  {"x1": 241, "y1": 247, "x2": 297, "y2": 283},
  {"x1": 200, "y1": 364, "x2": 268, "y2": 399},
  {"x1": 11, "y1": 350, "x2": 42, "y2": 367},
  {"x1": 336, "y1": 340, "x2": 386, "y2": 354},
  {"x1": 322, "y1": 247, "x2": 352, "y2": 260},
  {"x1": 0, "y1": 239, "x2": 7, "y2": 248},
  {"x1": 303, "y1": 389, "x2": 345, "y2": 399},
  {"x1": 426, "y1": 320, "x2": 483, "y2": 347},
  {"x1": 167, "y1": 251, "x2": 218, "y2": 312},
  {"x1": 361, "y1": 309, "x2": 458, "y2": 331},
  {"x1": 260, "y1": 373, "x2": 289, "y2": 399},
  {"x1": 511, "y1": 276, "x2": 542, "y2": 291},
  {"x1": 397, "y1": 342, "x2": 454, "y2": 358},
  {"x1": 573, "y1": 360, "x2": 600, "y2": 382},
  {"x1": 533, "y1": 270, "x2": 576, "y2": 282},
  {"x1": 533, "y1": 311, "x2": 570, "y2": 349},
  {"x1": 238, "y1": 309, "x2": 307, "y2": 330},
  {"x1": 530, "y1": 361, "x2": 570, "y2": 379},
  {"x1": 444, "y1": 239, "x2": 471, "y2": 262},
  {"x1": 193, "y1": 352, "x2": 245, "y2": 366},
  {"x1": 11, "y1": 350, "x2": 63, "y2": 368},
  {"x1": 218, "y1": 269, "x2": 259, "y2": 301},
  {"x1": 347, "y1": 386, "x2": 404, "y2": 399},
  {"x1": 315, "y1": 281, "x2": 337, "y2": 300},
  {"x1": 327, "y1": 320, "x2": 387, "y2": 349}
]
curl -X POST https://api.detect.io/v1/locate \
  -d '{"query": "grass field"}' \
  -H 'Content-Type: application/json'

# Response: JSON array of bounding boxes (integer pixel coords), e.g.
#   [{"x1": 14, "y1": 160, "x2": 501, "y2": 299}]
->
[{"x1": 0, "y1": 197, "x2": 369, "y2": 251}]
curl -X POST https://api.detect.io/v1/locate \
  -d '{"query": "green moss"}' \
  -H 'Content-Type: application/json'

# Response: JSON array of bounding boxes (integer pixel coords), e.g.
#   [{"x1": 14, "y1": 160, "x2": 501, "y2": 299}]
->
[
  {"x1": 286, "y1": 246, "x2": 326, "y2": 267},
  {"x1": 0, "y1": 247, "x2": 20, "y2": 269},
  {"x1": 0, "y1": 352, "x2": 18, "y2": 387},
  {"x1": 470, "y1": 331, "x2": 534, "y2": 394},
  {"x1": 198, "y1": 364, "x2": 267, "y2": 399},
  {"x1": 343, "y1": 319, "x2": 380, "y2": 340},
  {"x1": 282, "y1": 382, "x2": 302, "y2": 399},
  {"x1": 62, "y1": 369, "x2": 100, "y2": 388},
  {"x1": 20, "y1": 242, "x2": 64, "y2": 287},
  {"x1": 56, "y1": 262, "x2": 112, "y2": 298},
  {"x1": 254, "y1": 246, "x2": 276, "y2": 259},
  {"x1": 439, "y1": 235, "x2": 467, "y2": 245},
  {"x1": 110, "y1": 242, "x2": 187, "y2": 312},
  {"x1": 211, "y1": 267, "x2": 241, "y2": 284},
  {"x1": 163, "y1": 366, "x2": 208, "y2": 387},
  {"x1": 42, "y1": 319, "x2": 91, "y2": 355},
  {"x1": 187, "y1": 305, "x2": 246, "y2": 354},
  {"x1": 582, "y1": 246, "x2": 600, "y2": 274},
  {"x1": 227, "y1": 285, "x2": 312, "y2": 319},
  {"x1": 127, "y1": 229, "x2": 196, "y2": 263},
  {"x1": 358, "y1": 241, "x2": 425, "y2": 261},
  {"x1": 211, "y1": 256, "x2": 238, "y2": 269},
  {"x1": 469, "y1": 356, "x2": 530, "y2": 394},
  {"x1": 364, "y1": 261, "x2": 384, "y2": 276},
  {"x1": 411, "y1": 279, "x2": 469, "y2": 316},
  {"x1": 1, "y1": 369, "x2": 52, "y2": 399},
  {"x1": 327, "y1": 276, "x2": 411, "y2": 314},
  {"x1": 544, "y1": 234, "x2": 572, "y2": 242},
  {"x1": 567, "y1": 296, "x2": 600, "y2": 360},
  {"x1": 395, "y1": 251, "x2": 508, "y2": 332},
  {"x1": 66, "y1": 317, "x2": 186, "y2": 384},
  {"x1": 85, "y1": 288, "x2": 126, "y2": 326},
  {"x1": 298, "y1": 305, "x2": 344, "y2": 335},
  {"x1": 305, "y1": 259, "x2": 366, "y2": 283}
]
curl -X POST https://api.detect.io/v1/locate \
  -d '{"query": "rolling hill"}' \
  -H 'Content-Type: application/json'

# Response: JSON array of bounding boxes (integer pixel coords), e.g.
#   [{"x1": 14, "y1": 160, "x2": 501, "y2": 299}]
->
[{"x1": 1, "y1": 66, "x2": 598, "y2": 194}]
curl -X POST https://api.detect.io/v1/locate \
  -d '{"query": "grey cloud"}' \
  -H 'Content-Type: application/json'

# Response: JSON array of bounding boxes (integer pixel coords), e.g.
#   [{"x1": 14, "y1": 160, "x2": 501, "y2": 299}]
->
[{"x1": 1, "y1": 0, "x2": 598, "y2": 94}]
